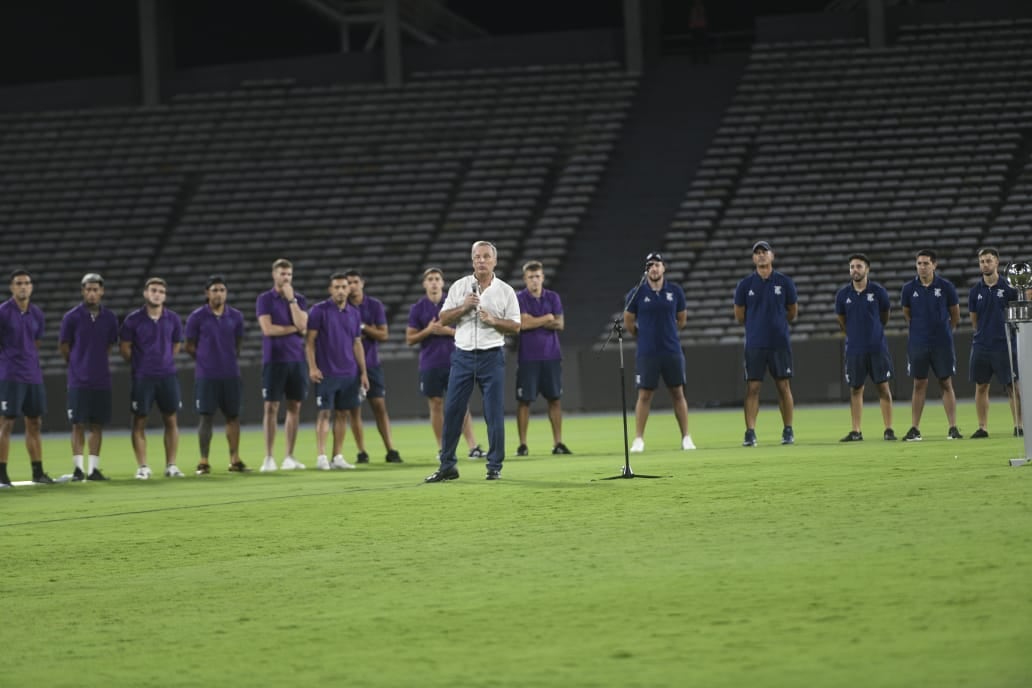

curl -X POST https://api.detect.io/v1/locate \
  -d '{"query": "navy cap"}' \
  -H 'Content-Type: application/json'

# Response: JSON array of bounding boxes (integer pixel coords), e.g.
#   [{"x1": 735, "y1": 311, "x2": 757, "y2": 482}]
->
[
  {"x1": 645, "y1": 252, "x2": 666, "y2": 266},
  {"x1": 752, "y1": 241, "x2": 772, "y2": 253},
  {"x1": 204, "y1": 274, "x2": 227, "y2": 290}
]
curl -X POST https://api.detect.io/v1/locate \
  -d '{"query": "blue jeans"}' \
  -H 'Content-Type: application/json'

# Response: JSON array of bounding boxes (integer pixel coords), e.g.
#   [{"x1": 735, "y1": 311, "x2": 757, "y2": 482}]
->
[{"x1": 440, "y1": 348, "x2": 506, "y2": 472}]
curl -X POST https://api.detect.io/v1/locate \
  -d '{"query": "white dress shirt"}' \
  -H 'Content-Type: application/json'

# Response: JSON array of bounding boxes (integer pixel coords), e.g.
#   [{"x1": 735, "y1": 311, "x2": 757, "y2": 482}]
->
[{"x1": 444, "y1": 274, "x2": 520, "y2": 351}]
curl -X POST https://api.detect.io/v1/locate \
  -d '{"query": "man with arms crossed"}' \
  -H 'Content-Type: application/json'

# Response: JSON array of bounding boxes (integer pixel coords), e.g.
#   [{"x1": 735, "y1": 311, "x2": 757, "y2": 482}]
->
[
  {"x1": 425, "y1": 241, "x2": 521, "y2": 482},
  {"x1": 834, "y1": 254, "x2": 896, "y2": 442},
  {"x1": 0, "y1": 269, "x2": 53, "y2": 487},
  {"x1": 120, "y1": 277, "x2": 185, "y2": 479},
  {"x1": 968, "y1": 247, "x2": 1021, "y2": 438},
  {"x1": 734, "y1": 241, "x2": 797, "y2": 447},
  {"x1": 624, "y1": 252, "x2": 696, "y2": 453},
  {"x1": 515, "y1": 260, "x2": 571, "y2": 456},
  {"x1": 256, "y1": 258, "x2": 309, "y2": 471},
  {"x1": 900, "y1": 249, "x2": 963, "y2": 441},
  {"x1": 306, "y1": 272, "x2": 367, "y2": 471},
  {"x1": 342, "y1": 270, "x2": 403, "y2": 464},
  {"x1": 60, "y1": 272, "x2": 119, "y2": 481},
  {"x1": 185, "y1": 275, "x2": 250, "y2": 474},
  {"x1": 405, "y1": 267, "x2": 485, "y2": 459}
]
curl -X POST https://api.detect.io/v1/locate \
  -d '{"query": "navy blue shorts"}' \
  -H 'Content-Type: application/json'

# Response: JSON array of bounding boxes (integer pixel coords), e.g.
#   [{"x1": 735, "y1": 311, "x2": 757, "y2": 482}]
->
[
  {"x1": 844, "y1": 351, "x2": 895, "y2": 388},
  {"x1": 262, "y1": 362, "x2": 309, "y2": 403},
  {"x1": 0, "y1": 380, "x2": 46, "y2": 418},
  {"x1": 636, "y1": 354, "x2": 686, "y2": 390},
  {"x1": 969, "y1": 348, "x2": 1016, "y2": 385},
  {"x1": 67, "y1": 387, "x2": 111, "y2": 425},
  {"x1": 365, "y1": 365, "x2": 386, "y2": 399},
  {"x1": 131, "y1": 375, "x2": 181, "y2": 416},
  {"x1": 907, "y1": 346, "x2": 956, "y2": 380},
  {"x1": 419, "y1": 367, "x2": 450, "y2": 399},
  {"x1": 315, "y1": 375, "x2": 362, "y2": 411},
  {"x1": 195, "y1": 377, "x2": 243, "y2": 418},
  {"x1": 516, "y1": 359, "x2": 563, "y2": 402},
  {"x1": 743, "y1": 348, "x2": 794, "y2": 381}
]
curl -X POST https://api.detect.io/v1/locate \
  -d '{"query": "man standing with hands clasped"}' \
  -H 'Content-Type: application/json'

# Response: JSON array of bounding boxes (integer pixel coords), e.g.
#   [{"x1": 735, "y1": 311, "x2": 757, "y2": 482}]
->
[
  {"x1": 623, "y1": 252, "x2": 695, "y2": 453},
  {"x1": 424, "y1": 241, "x2": 521, "y2": 483}
]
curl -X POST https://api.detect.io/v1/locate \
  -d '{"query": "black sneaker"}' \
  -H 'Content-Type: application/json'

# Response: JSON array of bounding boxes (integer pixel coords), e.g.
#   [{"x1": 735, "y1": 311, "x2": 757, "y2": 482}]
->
[
  {"x1": 486, "y1": 469, "x2": 501, "y2": 480},
  {"x1": 195, "y1": 462, "x2": 211, "y2": 475},
  {"x1": 86, "y1": 468, "x2": 109, "y2": 481},
  {"x1": 947, "y1": 426, "x2": 963, "y2": 440},
  {"x1": 970, "y1": 428, "x2": 989, "y2": 439},
  {"x1": 228, "y1": 461, "x2": 252, "y2": 473},
  {"x1": 1016, "y1": 427, "x2": 1024, "y2": 437},
  {"x1": 385, "y1": 449, "x2": 403, "y2": 464},
  {"x1": 883, "y1": 428, "x2": 897, "y2": 441},
  {"x1": 781, "y1": 426, "x2": 795, "y2": 445},
  {"x1": 742, "y1": 429, "x2": 757, "y2": 447},
  {"x1": 71, "y1": 467, "x2": 86, "y2": 482},
  {"x1": 840, "y1": 431, "x2": 863, "y2": 442},
  {"x1": 516, "y1": 444, "x2": 528, "y2": 456},
  {"x1": 468, "y1": 445, "x2": 486, "y2": 459},
  {"x1": 33, "y1": 472, "x2": 55, "y2": 485},
  {"x1": 903, "y1": 427, "x2": 922, "y2": 442},
  {"x1": 424, "y1": 467, "x2": 459, "y2": 483},
  {"x1": 356, "y1": 451, "x2": 370, "y2": 464},
  {"x1": 552, "y1": 443, "x2": 572, "y2": 455}
]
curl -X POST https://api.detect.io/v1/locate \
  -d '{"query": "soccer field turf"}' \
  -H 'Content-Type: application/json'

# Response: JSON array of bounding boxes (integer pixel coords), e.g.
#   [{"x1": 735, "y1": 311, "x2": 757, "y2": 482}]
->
[{"x1": 1, "y1": 402, "x2": 1030, "y2": 687}]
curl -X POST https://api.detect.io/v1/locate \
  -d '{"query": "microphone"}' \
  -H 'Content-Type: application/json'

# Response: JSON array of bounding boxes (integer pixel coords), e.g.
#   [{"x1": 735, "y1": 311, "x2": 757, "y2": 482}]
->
[{"x1": 472, "y1": 279, "x2": 481, "y2": 312}]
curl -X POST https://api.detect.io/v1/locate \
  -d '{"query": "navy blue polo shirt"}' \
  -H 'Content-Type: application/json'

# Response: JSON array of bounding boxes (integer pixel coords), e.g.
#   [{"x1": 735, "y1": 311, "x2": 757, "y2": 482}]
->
[
  {"x1": 734, "y1": 270, "x2": 797, "y2": 349},
  {"x1": 900, "y1": 275, "x2": 959, "y2": 349},
  {"x1": 835, "y1": 280, "x2": 890, "y2": 355},
  {"x1": 969, "y1": 274, "x2": 1017, "y2": 353},
  {"x1": 625, "y1": 279, "x2": 686, "y2": 357}
]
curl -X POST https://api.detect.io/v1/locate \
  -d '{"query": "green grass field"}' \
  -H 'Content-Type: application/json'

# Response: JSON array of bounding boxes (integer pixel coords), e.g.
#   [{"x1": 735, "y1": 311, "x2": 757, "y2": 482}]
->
[{"x1": 2, "y1": 401, "x2": 1030, "y2": 687}]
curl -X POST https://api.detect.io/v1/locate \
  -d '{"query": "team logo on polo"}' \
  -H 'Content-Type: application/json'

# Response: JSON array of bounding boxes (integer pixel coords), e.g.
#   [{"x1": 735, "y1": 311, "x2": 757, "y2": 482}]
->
[
  {"x1": 774, "y1": 286, "x2": 782, "y2": 295},
  {"x1": 666, "y1": 292, "x2": 673, "y2": 302},
  {"x1": 998, "y1": 289, "x2": 1006, "y2": 298},
  {"x1": 867, "y1": 293, "x2": 874, "y2": 302},
  {"x1": 934, "y1": 288, "x2": 942, "y2": 297}
]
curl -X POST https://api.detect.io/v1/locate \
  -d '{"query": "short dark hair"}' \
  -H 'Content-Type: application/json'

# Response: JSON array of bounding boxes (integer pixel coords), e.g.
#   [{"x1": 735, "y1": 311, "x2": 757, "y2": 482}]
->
[
  {"x1": 848, "y1": 253, "x2": 870, "y2": 267},
  {"x1": 522, "y1": 260, "x2": 544, "y2": 273},
  {"x1": 916, "y1": 249, "x2": 937, "y2": 262},
  {"x1": 343, "y1": 269, "x2": 363, "y2": 280},
  {"x1": 9, "y1": 268, "x2": 32, "y2": 283},
  {"x1": 977, "y1": 246, "x2": 1000, "y2": 259},
  {"x1": 329, "y1": 271, "x2": 349, "y2": 283}
]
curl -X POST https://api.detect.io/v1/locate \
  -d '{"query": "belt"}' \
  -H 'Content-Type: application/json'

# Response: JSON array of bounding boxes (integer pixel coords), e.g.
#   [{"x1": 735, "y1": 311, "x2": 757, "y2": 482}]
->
[{"x1": 462, "y1": 346, "x2": 501, "y2": 353}]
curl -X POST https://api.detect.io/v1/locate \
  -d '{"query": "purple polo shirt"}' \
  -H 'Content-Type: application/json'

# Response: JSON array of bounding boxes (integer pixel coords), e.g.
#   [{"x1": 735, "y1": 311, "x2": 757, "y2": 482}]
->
[
  {"x1": 353, "y1": 295, "x2": 386, "y2": 369},
  {"x1": 256, "y1": 289, "x2": 307, "y2": 364},
  {"x1": 517, "y1": 288, "x2": 564, "y2": 362},
  {"x1": 185, "y1": 304, "x2": 244, "y2": 379},
  {"x1": 407, "y1": 292, "x2": 454, "y2": 371},
  {"x1": 120, "y1": 307, "x2": 183, "y2": 379},
  {"x1": 59, "y1": 303, "x2": 119, "y2": 389},
  {"x1": 0, "y1": 298, "x2": 44, "y2": 384},
  {"x1": 308, "y1": 299, "x2": 362, "y2": 377}
]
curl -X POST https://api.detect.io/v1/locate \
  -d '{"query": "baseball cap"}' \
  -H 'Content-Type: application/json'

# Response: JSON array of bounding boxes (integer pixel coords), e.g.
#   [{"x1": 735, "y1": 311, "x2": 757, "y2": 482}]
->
[
  {"x1": 81, "y1": 272, "x2": 104, "y2": 286},
  {"x1": 752, "y1": 241, "x2": 772, "y2": 253},
  {"x1": 645, "y1": 252, "x2": 666, "y2": 266},
  {"x1": 205, "y1": 274, "x2": 227, "y2": 290}
]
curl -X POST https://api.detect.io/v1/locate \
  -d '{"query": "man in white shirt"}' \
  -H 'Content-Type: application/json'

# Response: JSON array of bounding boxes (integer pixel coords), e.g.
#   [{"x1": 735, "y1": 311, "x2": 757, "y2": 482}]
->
[{"x1": 425, "y1": 241, "x2": 521, "y2": 482}]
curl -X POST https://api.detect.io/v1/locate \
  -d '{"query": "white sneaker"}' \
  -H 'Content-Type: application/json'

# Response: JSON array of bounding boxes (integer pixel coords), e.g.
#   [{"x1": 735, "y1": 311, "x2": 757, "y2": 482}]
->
[
  {"x1": 135, "y1": 465, "x2": 152, "y2": 480},
  {"x1": 260, "y1": 456, "x2": 277, "y2": 472},
  {"x1": 164, "y1": 464, "x2": 185, "y2": 478},
  {"x1": 281, "y1": 456, "x2": 306, "y2": 470},
  {"x1": 331, "y1": 455, "x2": 356, "y2": 470},
  {"x1": 630, "y1": 437, "x2": 645, "y2": 453},
  {"x1": 316, "y1": 455, "x2": 331, "y2": 471},
  {"x1": 682, "y1": 435, "x2": 696, "y2": 451}
]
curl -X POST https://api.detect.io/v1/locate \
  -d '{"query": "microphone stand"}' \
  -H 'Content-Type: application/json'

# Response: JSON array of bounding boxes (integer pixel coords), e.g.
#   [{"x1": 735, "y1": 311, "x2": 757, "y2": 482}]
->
[{"x1": 600, "y1": 271, "x2": 661, "y2": 479}]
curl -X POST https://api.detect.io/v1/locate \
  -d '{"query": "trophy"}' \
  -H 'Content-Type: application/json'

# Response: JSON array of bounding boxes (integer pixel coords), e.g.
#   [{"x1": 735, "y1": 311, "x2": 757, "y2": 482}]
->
[{"x1": 1007, "y1": 262, "x2": 1032, "y2": 465}]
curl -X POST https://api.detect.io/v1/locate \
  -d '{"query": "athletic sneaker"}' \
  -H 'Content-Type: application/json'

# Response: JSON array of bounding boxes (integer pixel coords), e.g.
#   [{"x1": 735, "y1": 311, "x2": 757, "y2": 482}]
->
[
  {"x1": 742, "y1": 429, "x2": 757, "y2": 447},
  {"x1": 356, "y1": 451, "x2": 370, "y2": 464},
  {"x1": 260, "y1": 456, "x2": 277, "y2": 472},
  {"x1": 331, "y1": 455, "x2": 356, "y2": 470},
  {"x1": 385, "y1": 449, "x2": 404, "y2": 464},
  {"x1": 781, "y1": 426, "x2": 795, "y2": 445},
  {"x1": 1016, "y1": 427, "x2": 1025, "y2": 437},
  {"x1": 903, "y1": 427, "x2": 922, "y2": 442},
  {"x1": 630, "y1": 437, "x2": 645, "y2": 453},
  {"x1": 87, "y1": 468, "x2": 109, "y2": 481},
  {"x1": 947, "y1": 426, "x2": 963, "y2": 440},
  {"x1": 516, "y1": 444, "x2": 528, "y2": 457},
  {"x1": 970, "y1": 428, "x2": 989, "y2": 439},
  {"x1": 883, "y1": 428, "x2": 897, "y2": 441},
  {"x1": 553, "y1": 443, "x2": 573, "y2": 455},
  {"x1": 316, "y1": 455, "x2": 332, "y2": 471},
  {"x1": 682, "y1": 435, "x2": 696, "y2": 451},
  {"x1": 486, "y1": 469, "x2": 501, "y2": 481},
  {"x1": 840, "y1": 431, "x2": 863, "y2": 442},
  {"x1": 468, "y1": 445, "x2": 487, "y2": 459},
  {"x1": 33, "y1": 472, "x2": 55, "y2": 484},
  {"x1": 195, "y1": 463, "x2": 211, "y2": 476},
  {"x1": 164, "y1": 464, "x2": 185, "y2": 478},
  {"x1": 228, "y1": 462, "x2": 252, "y2": 473},
  {"x1": 71, "y1": 467, "x2": 86, "y2": 482},
  {"x1": 280, "y1": 456, "x2": 306, "y2": 470},
  {"x1": 135, "y1": 465, "x2": 152, "y2": 480}
]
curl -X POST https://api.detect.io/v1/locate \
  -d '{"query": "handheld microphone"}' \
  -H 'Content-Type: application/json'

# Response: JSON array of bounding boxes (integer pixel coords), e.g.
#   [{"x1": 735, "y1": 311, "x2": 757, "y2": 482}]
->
[{"x1": 472, "y1": 279, "x2": 481, "y2": 311}]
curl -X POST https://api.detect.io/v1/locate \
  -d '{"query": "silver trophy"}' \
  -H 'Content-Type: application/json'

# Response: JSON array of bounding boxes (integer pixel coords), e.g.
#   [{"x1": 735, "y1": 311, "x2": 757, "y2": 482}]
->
[{"x1": 1006, "y1": 262, "x2": 1032, "y2": 465}]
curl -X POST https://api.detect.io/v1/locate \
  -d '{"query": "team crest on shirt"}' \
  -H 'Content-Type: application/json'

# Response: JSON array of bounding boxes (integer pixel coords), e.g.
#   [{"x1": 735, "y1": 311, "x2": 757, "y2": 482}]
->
[
  {"x1": 934, "y1": 288, "x2": 942, "y2": 297},
  {"x1": 666, "y1": 292, "x2": 673, "y2": 302},
  {"x1": 774, "y1": 286, "x2": 782, "y2": 295},
  {"x1": 998, "y1": 289, "x2": 1006, "y2": 298},
  {"x1": 867, "y1": 293, "x2": 874, "y2": 302}
]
